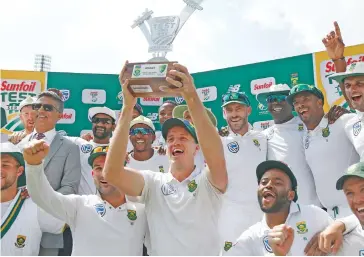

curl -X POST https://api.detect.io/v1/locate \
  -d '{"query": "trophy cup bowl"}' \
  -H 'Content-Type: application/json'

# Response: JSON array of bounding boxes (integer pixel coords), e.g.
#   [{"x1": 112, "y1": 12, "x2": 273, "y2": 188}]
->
[{"x1": 120, "y1": 61, "x2": 182, "y2": 97}]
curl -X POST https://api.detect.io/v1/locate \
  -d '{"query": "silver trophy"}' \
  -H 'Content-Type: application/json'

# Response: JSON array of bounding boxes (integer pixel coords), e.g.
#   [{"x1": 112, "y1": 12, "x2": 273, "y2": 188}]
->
[{"x1": 131, "y1": 0, "x2": 205, "y2": 62}]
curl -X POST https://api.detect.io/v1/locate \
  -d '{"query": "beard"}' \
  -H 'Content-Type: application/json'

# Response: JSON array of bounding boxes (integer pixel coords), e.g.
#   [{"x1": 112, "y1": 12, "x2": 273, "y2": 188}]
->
[
  {"x1": 92, "y1": 126, "x2": 111, "y2": 140},
  {"x1": 258, "y1": 191, "x2": 291, "y2": 213},
  {"x1": 227, "y1": 117, "x2": 247, "y2": 133},
  {"x1": 1, "y1": 179, "x2": 16, "y2": 191}
]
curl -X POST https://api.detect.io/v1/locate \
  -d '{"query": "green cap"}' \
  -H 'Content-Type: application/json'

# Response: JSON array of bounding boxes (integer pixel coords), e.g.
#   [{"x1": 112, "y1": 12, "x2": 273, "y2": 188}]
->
[
  {"x1": 286, "y1": 84, "x2": 324, "y2": 106},
  {"x1": 221, "y1": 92, "x2": 251, "y2": 107},
  {"x1": 172, "y1": 105, "x2": 217, "y2": 127},
  {"x1": 88, "y1": 146, "x2": 109, "y2": 167},
  {"x1": 336, "y1": 162, "x2": 364, "y2": 190},
  {"x1": 256, "y1": 160, "x2": 298, "y2": 202},
  {"x1": 1, "y1": 142, "x2": 26, "y2": 187},
  {"x1": 162, "y1": 118, "x2": 198, "y2": 143}
]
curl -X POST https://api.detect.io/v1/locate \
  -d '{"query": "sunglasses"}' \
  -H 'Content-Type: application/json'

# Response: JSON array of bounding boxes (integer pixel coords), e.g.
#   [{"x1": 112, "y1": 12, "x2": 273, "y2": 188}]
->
[
  {"x1": 130, "y1": 128, "x2": 154, "y2": 136},
  {"x1": 266, "y1": 94, "x2": 287, "y2": 103},
  {"x1": 91, "y1": 117, "x2": 113, "y2": 125},
  {"x1": 32, "y1": 103, "x2": 59, "y2": 112},
  {"x1": 92, "y1": 146, "x2": 109, "y2": 154}
]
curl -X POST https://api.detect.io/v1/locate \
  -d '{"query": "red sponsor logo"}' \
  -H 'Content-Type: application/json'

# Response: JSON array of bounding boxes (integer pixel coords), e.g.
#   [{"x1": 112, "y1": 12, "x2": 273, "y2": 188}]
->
[
  {"x1": 325, "y1": 55, "x2": 364, "y2": 73},
  {"x1": 254, "y1": 82, "x2": 273, "y2": 91},
  {"x1": 1, "y1": 81, "x2": 37, "y2": 92},
  {"x1": 260, "y1": 122, "x2": 270, "y2": 129},
  {"x1": 143, "y1": 97, "x2": 161, "y2": 102},
  {"x1": 61, "y1": 113, "x2": 73, "y2": 119}
]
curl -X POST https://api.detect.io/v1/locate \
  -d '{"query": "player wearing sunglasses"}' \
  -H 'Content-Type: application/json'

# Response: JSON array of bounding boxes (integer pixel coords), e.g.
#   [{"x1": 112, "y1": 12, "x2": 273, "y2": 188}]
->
[
  {"x1": 126, "y1": 116, "x2": 169, "y2": 174},
  {"x1": 103, "y1": 62, "x2": 227, "y2": 255}
]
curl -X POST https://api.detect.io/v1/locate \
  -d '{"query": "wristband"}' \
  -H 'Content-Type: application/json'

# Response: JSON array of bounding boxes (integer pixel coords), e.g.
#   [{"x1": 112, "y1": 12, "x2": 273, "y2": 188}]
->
[{"x1": 332, "y1": 56, "x2": 345, "y2": 62}]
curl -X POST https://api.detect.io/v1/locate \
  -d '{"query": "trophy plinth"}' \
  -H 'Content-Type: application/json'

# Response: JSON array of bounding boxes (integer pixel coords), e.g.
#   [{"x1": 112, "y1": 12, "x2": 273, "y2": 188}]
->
[{"x1": 120, "y1": 62, "x2": 181, "y2": 97}]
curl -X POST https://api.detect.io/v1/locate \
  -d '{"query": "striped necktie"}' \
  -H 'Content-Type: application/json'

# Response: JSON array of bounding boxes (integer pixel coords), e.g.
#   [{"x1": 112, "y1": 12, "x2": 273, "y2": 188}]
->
[{"x1": 35, "y1": 133, "x2": 45, "y2": 140}]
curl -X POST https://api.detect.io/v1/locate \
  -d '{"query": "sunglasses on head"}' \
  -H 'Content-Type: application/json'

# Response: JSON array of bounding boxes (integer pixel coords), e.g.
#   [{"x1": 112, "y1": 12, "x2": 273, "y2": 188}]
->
[
  {"x1": 92, "y1": 117, "x2": 113, "y2": 125},
  {"x1": 130, "y1": 127, "x2": 154, "y2": 136},
  {"x1": 32, "y1": 103, "x2": 59, "y2": 112},
  {"x1": 266, "y1": 94, "x2": 287, "y2": 103},
  {"x1": 92, "y1": 146, "x2": 109, "y2": 154}
]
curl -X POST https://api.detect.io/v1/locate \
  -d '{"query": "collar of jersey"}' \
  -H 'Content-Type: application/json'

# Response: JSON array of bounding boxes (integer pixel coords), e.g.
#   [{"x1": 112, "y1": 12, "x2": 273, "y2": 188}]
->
[
  {"x1": 167, "y1": 166, "x2": 202, "y2": 185},
  {"x1": 307, "y1": 116, "x2": 328, "y2": 134},
  {"x1": 96, "y1": 191, "x2": 131, "y2": 210},
  {"x1": 356, "y1": 110, "x2": 364, "y2": 121},
  {"x1": 261, "y1": 202, "x2": 301, "y2": 231}
]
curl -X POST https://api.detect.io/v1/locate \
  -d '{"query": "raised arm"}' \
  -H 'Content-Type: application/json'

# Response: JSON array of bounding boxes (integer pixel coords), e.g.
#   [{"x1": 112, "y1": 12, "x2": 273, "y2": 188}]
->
[
  {"x1": 323, "y1": 21, "x2": 352, "y2": 109},
  {"x1": 102, "y1": 63, "x2": 145, "y2": 196},
  {"x1": 163, "y1": 63, "x2": 227, "y2": 192},
  {"x1": 23, "y1": 140, "x2": 79, "y2": 227}
]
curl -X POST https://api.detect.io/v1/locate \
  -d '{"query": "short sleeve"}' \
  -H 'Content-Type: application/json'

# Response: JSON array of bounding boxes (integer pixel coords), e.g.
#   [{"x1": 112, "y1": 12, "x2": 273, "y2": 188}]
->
[
  {"x1": 128, "y1": 170, "x2": 156, "y2": 204},
  {"x1": 338, "y1": 214, "x2": 360, "y2": 234},
  {"x1": 202, "y1": 167, "x2": 223, "y2": 198}
]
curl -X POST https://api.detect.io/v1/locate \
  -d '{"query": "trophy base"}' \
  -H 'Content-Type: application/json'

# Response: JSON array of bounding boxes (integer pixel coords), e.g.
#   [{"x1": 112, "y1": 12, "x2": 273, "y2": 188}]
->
[{"x1": 121, "y1": 61, "x2": 182, "y2": 97}]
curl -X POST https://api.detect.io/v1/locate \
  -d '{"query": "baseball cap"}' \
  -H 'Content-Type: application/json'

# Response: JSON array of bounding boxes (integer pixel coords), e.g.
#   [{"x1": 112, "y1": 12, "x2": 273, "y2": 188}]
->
[
  {"x1": 134, "y1": 103, "x2": 143, "y2": 116},
  {"x1": 286, "y1": 84, "x2": 324, "y2": 106},
  {"x1": 256, "y1": 84, "x2": 291, "y2": 105},
  {"x1": 221, "y1": 92, "x2": 251, "y2": 108},
  {"x1": 88, "y1": 146, "x2": 109, "y2": 166},
  {"x1": 130, "y1": 115, "x2": 155, "y2": 131},
  {"x1": 88, "y1": 107, "x2": 116, "y2": 122},
  {"x1": 1, "y1": 142, "x2": 26, "y2": 187},
  {"x1": 162, "y1": 118, "x2": 198, "y2": 143},
  {"x1": 329, "y1": 62, "x2": 364, "y2": 84},
  {"x1": 18, "y1": 96, "x2": 37, "y2": 112},
  {"x1": 336, "y1": 162, "x2": 364, "y2": 190},
  {"x1": 172, "y1": 105, "x2": 218, "y2": 127},
  {"x1": 256, "y1": 160, "x2": 298, "y2": 202}
]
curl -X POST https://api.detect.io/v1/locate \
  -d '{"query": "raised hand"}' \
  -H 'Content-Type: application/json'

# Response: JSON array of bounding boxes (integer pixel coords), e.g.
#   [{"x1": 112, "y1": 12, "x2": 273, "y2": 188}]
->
[
  {"x1": 161, "y1": 63, "x2": 197, "y2": 100},
  {"x1": 23, "y1": 140, "x2": 49, "y2": 165},
  {"x1": 322, "y1": 21, "x2": 345, "y2": 60}
]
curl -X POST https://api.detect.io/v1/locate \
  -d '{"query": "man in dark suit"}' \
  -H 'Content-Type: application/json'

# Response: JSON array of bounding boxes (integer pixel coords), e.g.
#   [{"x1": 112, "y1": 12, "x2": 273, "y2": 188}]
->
[{"x1": 18, "y1": 90, "x2": 81, "y2": 256}]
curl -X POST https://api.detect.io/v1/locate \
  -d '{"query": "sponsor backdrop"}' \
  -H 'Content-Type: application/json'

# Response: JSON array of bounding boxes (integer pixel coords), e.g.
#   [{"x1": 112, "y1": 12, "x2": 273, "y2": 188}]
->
[
  {"x1": 1, "y1": 44, "x2": 363, "y2": 137},
  {"x1": 0, "y1": 70, "x2": 47, "y2": 134}
]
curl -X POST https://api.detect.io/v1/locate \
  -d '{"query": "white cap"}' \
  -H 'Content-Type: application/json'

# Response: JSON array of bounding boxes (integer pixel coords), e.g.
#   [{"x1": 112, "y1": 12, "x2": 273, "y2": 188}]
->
[
  {"x1": 256, "y1": 84, "x2": 291, "y2": 104},
  {"x1": 130, "y1": 115, "x2": 155, "y2": 131},
  {"x1": 18, "y1": 96, "x2": 37, "y2": 112},
  {"x1": 88, "y1": 107, "x2": 116, "y2": 121},
  {"x1": 329, "y1": 62, "x2": 364, "y2": 84}
]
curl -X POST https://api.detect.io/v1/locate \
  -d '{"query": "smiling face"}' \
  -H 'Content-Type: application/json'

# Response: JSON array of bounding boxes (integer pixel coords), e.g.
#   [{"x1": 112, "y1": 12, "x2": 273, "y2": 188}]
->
[
  {"x1": 223, "y1": 103, "x2": 251, "y2": 134},
  {"x1": 267, "y1": 95, "x2": 293, "y2": 122},
  {"x1": 34, "y1": 96, "x2": 62, "y2": 132},
  {"x1": 166, "y1": 126, "x2": 198, "y2": 165},
  {"x1": 343, "y1": 176, "x2": 364, "y2": 225},
  {"x1": 292, "y1": 92, "x2": 323, "y2": 125},
  {"x1": 129, "y1": 124, "x2": 155, "y2": 152},
  {"x1": 19, "y1": 105, "x2": 37, "y2": 133},
  {"x1": 91, "y1": 114, "x2": 115, "y2": 140},
  {"x1": 1, "y1": 154, "x2": 23, "y2": 191},
  {"x1": 159, "y1": 103, "x2": 176, "y2": 126},
  {"x1": 344, "y1": 76, "x2": 364, "y2": 112},
  {"x1": 257, "y1": 169, "x2": 295, "y2": 213},
  {"x1": 92, "y1": 155, "x2": 117, "y2": 195}
]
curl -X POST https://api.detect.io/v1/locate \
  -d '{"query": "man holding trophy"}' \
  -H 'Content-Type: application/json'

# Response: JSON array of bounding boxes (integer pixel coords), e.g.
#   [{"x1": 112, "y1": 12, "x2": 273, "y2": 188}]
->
[{"x1": 102, "y1": 61, "x2": 227, "y2": 255}]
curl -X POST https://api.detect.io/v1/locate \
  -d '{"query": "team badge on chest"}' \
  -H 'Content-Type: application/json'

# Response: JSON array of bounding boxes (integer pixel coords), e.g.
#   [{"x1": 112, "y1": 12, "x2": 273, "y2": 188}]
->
[
  {"x1": 224, "y1": 241, "x2": 232, "y2": 252},
  {"x1": 298, "y1": 123, "x2": 304, "y2": 131},
  {"x1": 263, "y1": 235, "x2": 273, "y2": 253},
  {"x1": 322, "y1": 127, "x2": 330, "y2": 140},
  {"x1": 253, "y1": 139, "x2": 261, "y2": 151},
  {"x1": 188, "y1": 180, "x2": 198, "y2": 193},
  {"x1": 353, "y1": 121, "x2": 362, "y2": 136},
  {"x1": 94, "y1": 203, "x2": 106, "y2": 217},
  {"x1": 15, "y1": 235, "x2": 26, "y2": 248},
  {"x1": 127, "y1": 209, "x2": 137, "y2": 221},
  {"x1": 296, "y1": 221, "x2": 308, "y2": 234},
  {"x1": 159, "y1": 165, "x2": 165, "y2": 173},
  {"x1": 227, "y1": 141, "x2": 239, "y2": 153},
  {"x1": 81, "y1": 144, "x2": 93, "y2": 153}
]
